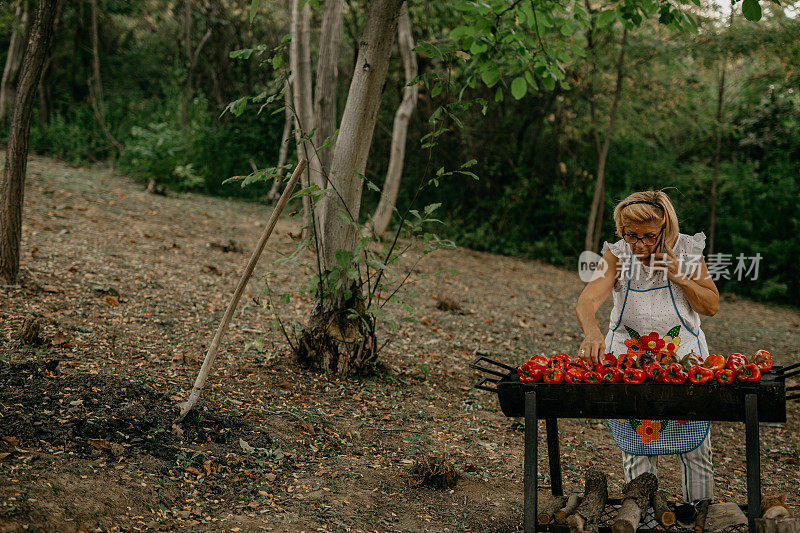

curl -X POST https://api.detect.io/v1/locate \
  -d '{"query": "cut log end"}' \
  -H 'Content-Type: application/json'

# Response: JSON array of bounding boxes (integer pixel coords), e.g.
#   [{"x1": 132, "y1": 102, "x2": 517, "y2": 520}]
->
[{"x1": 613, "y1": 499, "x2": 641, "y2": 533}]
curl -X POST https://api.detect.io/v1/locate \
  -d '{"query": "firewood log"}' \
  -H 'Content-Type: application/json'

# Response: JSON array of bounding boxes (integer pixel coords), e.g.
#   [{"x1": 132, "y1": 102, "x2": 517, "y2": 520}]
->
[
  {"x1": 612, "y1": 472, "x2": 658, "y2": 533},
  {"x1": 651, "y1": 490, "x2": 676, "y2": 527},
  {"x1": 567, "y1": 468, "x2": 608, "y2": 533},
  {"x1": 538, "y1": 494, "x2": 567, "y2": 524},
  {"x1": 556, "y1": 494, "x2": 582, "y2": 524}
]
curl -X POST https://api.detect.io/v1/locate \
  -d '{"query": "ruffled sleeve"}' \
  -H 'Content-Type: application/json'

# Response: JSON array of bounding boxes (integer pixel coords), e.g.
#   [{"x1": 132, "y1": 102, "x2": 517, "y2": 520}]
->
[
  {"x1": 601, "y1": 239, "x2": 626, "y2": 259},
  {"x1": 678, "y1": 232, "x2": 706, "y2": 277}
]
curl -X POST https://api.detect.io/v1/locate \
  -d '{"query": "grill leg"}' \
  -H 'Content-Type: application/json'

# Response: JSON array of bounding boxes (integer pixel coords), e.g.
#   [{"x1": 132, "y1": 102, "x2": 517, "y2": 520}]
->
[
  {"x1": 525, "y1": 390, "x2": 538, "y2": 533},
  {"x1": 745, "y1": 393, "x2": 761, "y2": 533},
  {"x1": 546, "y1": 418, "x2": 563, "y2": 496}
]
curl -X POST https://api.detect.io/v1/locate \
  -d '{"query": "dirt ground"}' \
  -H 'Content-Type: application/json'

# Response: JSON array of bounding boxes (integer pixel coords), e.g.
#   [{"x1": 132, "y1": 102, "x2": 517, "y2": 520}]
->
[{"x1": 1, "y1": 154, "x2": 799, "y2": 533}]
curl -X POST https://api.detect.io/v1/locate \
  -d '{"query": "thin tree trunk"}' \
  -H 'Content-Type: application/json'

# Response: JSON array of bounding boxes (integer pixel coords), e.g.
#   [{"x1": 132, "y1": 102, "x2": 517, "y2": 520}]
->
[
  {"x1": 0, "y1": 0, "x2": 33, "y2": 124},
  {"x1": 268, "y1": 82, "x2": 294, "y2": 202},
  {"x1": 0, "y1": 0, "x2": 60, "y2": 284},
  {"x1": 182, "y1": 27, "x2": 212, "y2": 130},
  {"x1": 290, "y1": 0, "x2": 315, "y2": 237},
  {"x1": 585, "y1": 27, "x2": 627, "y2": 253},
  {"x1": 299, "y1": 0, "x2": 404, "y2": 375},
  {"x1": 709, "y1": 11, "x2": 733, "y2": 257},
  {"x1": 181, "y1": 0, "x2": 192, "y2": 131},
  {"x1": 312, "y1": 0, "x2": 344, "y2": 180},
  {"x1": 37, "y1": 0, "x2": 62, "y2": 130},
  {"x1": 87, "y1": 0, "x2": 122, "y2": 150},
  {"x1": 366, "y1": 2, "x2": 418, "y2": 238}
]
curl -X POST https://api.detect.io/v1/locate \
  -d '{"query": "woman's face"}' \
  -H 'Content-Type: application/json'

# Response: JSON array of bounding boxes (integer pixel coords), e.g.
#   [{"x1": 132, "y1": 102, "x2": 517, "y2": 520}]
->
[{"x1": 622, "y1": 220, "x2": 664, "y2": 260}]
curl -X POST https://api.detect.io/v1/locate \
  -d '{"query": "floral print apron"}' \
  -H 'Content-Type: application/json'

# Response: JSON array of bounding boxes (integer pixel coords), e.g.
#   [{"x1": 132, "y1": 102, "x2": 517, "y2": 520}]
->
[{"x1": 602, "y1": 233, "x2": 710, "y2": 456}]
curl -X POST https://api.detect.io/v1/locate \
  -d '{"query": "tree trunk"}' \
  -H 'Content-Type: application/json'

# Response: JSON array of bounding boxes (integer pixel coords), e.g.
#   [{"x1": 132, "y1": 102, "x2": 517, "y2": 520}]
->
[
  {"x1": 709, "y1": 11, "x2": 732, "y2": 257},
  {"x1": 181, "y1": 0, "x2": 192, "y2": 131},
  {"x1": 268, "y1": 82, "x2": 294, "y2": 202},
  {"x1": 585, "y1": 27, "x2": 627, "y2": 254},
  {"x1": 366, "y1": 2, "x2": 418, "y2": 238},
  {"x1": 312, "y1": 0, "x2": 344, "y2": 179},
  {"x1": 37, "y1": 0, "x2": 60, "y2": 129},
  {"x1": 297, "y1": 0, "x2": 404, "y2": 376},
  {"x1": 88, "y1": 0, "x2": 122, "y2": 150},
  {"x1": 290, "y1": 0, "x2": 316, "y2": 237},
  {"x1": 0, "y1": 0, "x2": 33, "y2": 124},
  {"x1": 0, "y1": 0, "x2": 60, "y2": 284}
]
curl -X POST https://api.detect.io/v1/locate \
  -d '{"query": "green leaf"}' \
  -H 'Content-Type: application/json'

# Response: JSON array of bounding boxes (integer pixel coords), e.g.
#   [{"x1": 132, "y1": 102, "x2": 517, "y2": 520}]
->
[
  {"x1": 625, "y1": 325, "x2": 641, "y2": 340},
  {"x1": 511, "y1": 77, "x2": 527, "y2": 100},
  {"x1": 481, "y1": 65, "x2": 500, "y2": 87},
  {"x1": 597, "y1": 9, "x2": 617, "y2": 27},
  {"x1": 495, "y1": 86, "x2": 503, "y2": 102},
  {"x1": 542, "y1": 76, "x2": 556, "y2": 91},
  {"x1": 431, "y1": 82, "x2": 443, "y2": 98},
  {"x1": 742, "y1": 0, "x2": 762, "y2": 20},
  {"x1": 249, "y1": 0, "x2": 260, "y2": 24},
  {"x1": 666, "y1": 326, "x2": 681, "y2": 338}
]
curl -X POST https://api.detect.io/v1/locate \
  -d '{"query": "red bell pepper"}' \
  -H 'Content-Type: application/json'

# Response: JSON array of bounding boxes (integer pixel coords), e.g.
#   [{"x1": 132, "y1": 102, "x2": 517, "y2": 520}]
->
[
  {"x1": 543, "y1": 367, "x2": 564, "y2": 383},
  {"x1": 527, "y1": 355, "x2": 549, "y2": 368},
  {"x1": 688, "y1": 365, "x2": 714, "y2": 384},
  {"x1": 517, "y1": 362, "x2": 545, "y2": 383},
  {"x1": 600, "y1": 366, "x2": 624, "y2": 383},
  {"x1": 570, "y1": 356, "x2": 591, "y2": 371},
  {"x1": 583, "y1": 370, "x2": 603, "y2": 383},
  {"x1": 751, "y1": 350, "x2": 773, "y2": 372},
  {"x1": 726, "y1": 353, "x2": 747, "y2": 371},
  {"x1": 702, "y1": 354, "x2": 726, "y2": 371},
  {"x1": 549, "y1": 354, "x2": 570, "y2": 369},
  {"x1": 623, "y1": 368, "x2": 646, "y2": 384},
  {"x1": 564, "y1": 368, "x2": 585, "y2": 383},
  {"x1": 715, "y1": 368, "x2": 736, "y2": 384},
  {"x1": 736, "y1": 363, "x2": 761, "y2": 382},
  {"x1": 601, "y1": 353, "x2": 617, "y2": 367},
  {"x1": 644, "y1": 362, "x2": 665, "y2": 382},
  {"x1": 664, "y1": 363, "x2": 688, "y2": 384}
]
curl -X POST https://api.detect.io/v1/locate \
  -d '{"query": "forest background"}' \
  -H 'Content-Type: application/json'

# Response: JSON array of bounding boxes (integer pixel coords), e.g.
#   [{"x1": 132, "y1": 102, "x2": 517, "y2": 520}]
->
[{"x1": 1, "y1": 0, "x2": 799, "y2": 304}]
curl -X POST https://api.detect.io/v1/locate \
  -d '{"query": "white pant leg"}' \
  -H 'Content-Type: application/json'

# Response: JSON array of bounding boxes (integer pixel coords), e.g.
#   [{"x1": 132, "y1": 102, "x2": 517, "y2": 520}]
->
[
  {"x1": 622, "y1": 450, "x2": 658, "y2": 483},
  {"x1": 677, "y1": 431, "x2": 714, "y2": 502}
]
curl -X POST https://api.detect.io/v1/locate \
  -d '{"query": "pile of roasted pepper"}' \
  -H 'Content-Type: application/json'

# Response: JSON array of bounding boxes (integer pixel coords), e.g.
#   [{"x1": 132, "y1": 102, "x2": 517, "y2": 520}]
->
[{"x1": 516, "y1": 349, "x2": 773, "y2": 384}]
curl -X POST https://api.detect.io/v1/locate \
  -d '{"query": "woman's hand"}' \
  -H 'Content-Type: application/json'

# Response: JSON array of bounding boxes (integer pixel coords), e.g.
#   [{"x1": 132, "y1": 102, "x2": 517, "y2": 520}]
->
[
  {"x1": 579, "y1": 331, "x2": 606, "y2": 366},
  {"x1": 657, "y1": 242, "x2": 689, "y2": 285}
]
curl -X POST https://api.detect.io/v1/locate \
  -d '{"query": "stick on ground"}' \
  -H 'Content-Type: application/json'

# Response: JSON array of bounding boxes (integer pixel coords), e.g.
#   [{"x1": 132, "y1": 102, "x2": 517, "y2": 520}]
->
[{"x1": 173, "y1": 160, "x2": 307, "y2": 423}]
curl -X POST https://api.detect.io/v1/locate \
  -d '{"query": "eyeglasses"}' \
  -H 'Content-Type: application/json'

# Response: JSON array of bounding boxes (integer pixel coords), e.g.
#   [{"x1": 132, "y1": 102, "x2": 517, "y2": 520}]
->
[{"x1": 623, "y1": 227, "x2": 664, "y2": 246}]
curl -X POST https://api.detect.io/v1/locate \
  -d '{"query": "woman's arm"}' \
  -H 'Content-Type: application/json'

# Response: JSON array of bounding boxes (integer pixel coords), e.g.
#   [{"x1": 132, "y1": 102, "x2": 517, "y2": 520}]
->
[
  {"x1": 669, "y1": 256, "x2": 719, "y2": 316},
  {"x1": 576, "y1": 250, "x2": 618, "y2": 365}
]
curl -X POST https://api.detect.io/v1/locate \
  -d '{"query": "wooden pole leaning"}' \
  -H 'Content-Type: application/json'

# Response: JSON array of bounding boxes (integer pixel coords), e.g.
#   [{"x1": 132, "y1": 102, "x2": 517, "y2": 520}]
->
[{"x1": 174, "y1": 159, "x2": 308, "y2": 424}]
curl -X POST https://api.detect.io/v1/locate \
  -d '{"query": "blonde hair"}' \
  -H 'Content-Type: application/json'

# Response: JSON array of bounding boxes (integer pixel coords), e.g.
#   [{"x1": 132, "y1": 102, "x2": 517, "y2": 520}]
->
[{"x1": 613, "y1": 190, "x2": 679, "y2": 246}]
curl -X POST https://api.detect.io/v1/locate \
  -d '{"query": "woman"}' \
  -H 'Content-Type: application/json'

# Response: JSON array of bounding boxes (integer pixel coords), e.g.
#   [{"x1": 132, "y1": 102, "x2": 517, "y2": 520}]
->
[{"x1": 575, "y1": 190, "x2": 720, "y2": 503}]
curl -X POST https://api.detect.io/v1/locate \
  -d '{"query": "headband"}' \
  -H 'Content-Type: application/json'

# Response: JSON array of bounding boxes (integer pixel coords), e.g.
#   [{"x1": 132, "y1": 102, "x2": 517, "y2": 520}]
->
[{"x1": 621, "y1": 200, "x2": 664, "y2": 210}]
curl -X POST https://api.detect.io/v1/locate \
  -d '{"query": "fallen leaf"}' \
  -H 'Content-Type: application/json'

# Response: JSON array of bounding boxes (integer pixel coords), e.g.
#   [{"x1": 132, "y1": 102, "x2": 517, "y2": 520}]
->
[
  {"x1": 275, "y1": 381, "x2": 292, "y2": 390},
  {"x1": 171, "y1": 424, "x2": 184, "y2": 438},
  {"x1": 30, "y1": 246, "x2": 39, "y2": 259},
  {"x1": 104, "y1": 296, "x2": 120, "y2": 307},
  {"x1": 298, "y1": 420, "x2": 315, "y2": 435},
  {"x1": 239, "y1": 438, "x2": 255, "y2": 454},
  {"x1": 2, "y1": 437, "x2": 19, "y2": 446},
  {"x1": 52, "y1": 330, "x2": 70, "y2": 346},
  {"x1": 185, "y1": 466, "x2": 200, "y2": 475},
  {"x1": 0, "y1": 452, "x2": 11, "y2": 460},
  {"x1": 88, "y1": 438, "x2": 111, "y2": 452}
]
